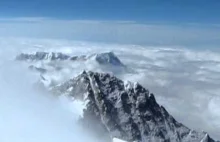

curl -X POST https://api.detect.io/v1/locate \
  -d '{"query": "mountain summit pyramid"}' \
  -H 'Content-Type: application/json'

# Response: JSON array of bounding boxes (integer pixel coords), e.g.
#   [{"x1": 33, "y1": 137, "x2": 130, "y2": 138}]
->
[{"x1": 52, "y1": 71, "x2": 217, "y2": 142}]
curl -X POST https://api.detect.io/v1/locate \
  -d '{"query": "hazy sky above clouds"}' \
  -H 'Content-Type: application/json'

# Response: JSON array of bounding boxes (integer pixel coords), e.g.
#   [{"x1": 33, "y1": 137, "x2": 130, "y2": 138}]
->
[
  {"x1": 0, "y1": 0, "x2": 220, "y2": 23},
  {"x1": 0, "y1": 18, "x2": 220, "y2": 48},
  {"x1": 0, "y1": 0, "x2": 219, "y2": 48}
]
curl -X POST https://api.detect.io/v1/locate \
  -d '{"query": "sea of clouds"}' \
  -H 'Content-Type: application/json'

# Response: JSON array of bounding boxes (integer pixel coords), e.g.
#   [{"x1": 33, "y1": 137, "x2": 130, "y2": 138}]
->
[
  {"x1": 0, "y1": 39, "x2": 102, "y2": 142},
  {"x1": 0, "y1": 37, "x2": 220, "y2": 141}
]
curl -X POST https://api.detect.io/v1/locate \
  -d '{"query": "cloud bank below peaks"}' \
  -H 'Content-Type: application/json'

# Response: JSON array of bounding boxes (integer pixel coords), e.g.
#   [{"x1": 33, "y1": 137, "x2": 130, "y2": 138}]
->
[{"x1": 3, "y1": 38, "x2": 220, "y2": 139}]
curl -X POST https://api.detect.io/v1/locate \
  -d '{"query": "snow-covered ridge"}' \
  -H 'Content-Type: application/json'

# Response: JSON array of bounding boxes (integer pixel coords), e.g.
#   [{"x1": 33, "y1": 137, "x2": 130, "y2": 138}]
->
[
  {"x1": 16, "y1": 51, "x2": 127, "y2": 87},
  {"x1": 16, "y1": 51, "x2": 125, "y2": 67},
  {"x1": 52, "y1": 71, "x2": 218, "y2": 142},
  {"x1": 16, "y1": 52, "x2": 70, "y2": 61}
]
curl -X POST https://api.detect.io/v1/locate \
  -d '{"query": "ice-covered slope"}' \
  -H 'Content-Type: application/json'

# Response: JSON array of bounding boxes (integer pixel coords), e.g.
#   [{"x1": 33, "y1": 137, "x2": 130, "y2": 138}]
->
[
  {"x1": 52, "y1": 71, "x2": 217, "y2": 142},
  {"x1": 113, "y1": 138, "x2": 128, "y2": 142}
]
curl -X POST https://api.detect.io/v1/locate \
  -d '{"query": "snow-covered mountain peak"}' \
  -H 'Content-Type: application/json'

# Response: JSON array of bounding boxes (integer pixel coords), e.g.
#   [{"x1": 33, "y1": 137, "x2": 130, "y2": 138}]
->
[
  {"x1": 52, "y1": 71, "x2": 217, "y2": 142},
  {"x1": 89, "y1": 52, "x2": 124, "y2": 66}
]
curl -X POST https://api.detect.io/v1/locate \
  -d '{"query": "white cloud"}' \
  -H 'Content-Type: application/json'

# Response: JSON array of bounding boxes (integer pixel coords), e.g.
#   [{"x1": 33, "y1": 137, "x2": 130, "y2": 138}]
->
[
  {"x1": 0, "y1": 40, "x2": 102, "y2": 142},
  {"x1": 117, "y1": 46, "x2": 220, "y2": 140},
  {"x1": 0, "y1": 19, "x2": 220, "y2": 140},
  {"x1": 4, "y1": 38, "x2": 219, "y2": 139}
]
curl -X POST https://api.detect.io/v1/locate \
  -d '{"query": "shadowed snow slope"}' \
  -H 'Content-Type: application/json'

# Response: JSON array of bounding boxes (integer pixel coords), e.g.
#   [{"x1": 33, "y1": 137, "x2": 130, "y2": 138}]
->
[{"x1": 52, "y1": 71, "x2": 218, "y2": 142}]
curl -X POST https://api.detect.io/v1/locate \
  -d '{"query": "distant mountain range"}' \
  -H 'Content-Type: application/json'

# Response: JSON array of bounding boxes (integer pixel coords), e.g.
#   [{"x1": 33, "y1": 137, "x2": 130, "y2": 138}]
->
[
  {"x1": 16, "y1": 51, "x2": 125, "y2": 67},
  {"x1": 16, "y1": 51, "x2": 219, "y2": 142}
]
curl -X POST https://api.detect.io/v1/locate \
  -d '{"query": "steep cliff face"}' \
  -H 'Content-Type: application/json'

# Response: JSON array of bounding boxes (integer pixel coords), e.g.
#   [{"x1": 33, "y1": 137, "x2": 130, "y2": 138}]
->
[{"x1": 52, "y1": 71, "x2": 216, "y2": 142}]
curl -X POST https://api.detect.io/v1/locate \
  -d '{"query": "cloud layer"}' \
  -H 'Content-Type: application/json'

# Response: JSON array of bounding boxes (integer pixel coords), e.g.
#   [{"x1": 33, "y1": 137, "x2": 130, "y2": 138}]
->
[
  {"x1": 0, "y1": 38, "x2": 220, "y2": 140},
  {"x1": 0, "y1": 42, "x2": 101, "y2": 142}
]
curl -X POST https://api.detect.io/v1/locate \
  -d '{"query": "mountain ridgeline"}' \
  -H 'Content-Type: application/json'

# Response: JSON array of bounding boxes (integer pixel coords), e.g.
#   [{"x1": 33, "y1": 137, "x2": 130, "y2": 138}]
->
[
  {"x1": 52, "y1": 71, "x2": 217, "y2": 142},
  {"x1": 16, "y1": 51, "x2": 125, "y2": 67},
  {"x1": 15, "y1": 51, "x2": 219, "y2": 142}
]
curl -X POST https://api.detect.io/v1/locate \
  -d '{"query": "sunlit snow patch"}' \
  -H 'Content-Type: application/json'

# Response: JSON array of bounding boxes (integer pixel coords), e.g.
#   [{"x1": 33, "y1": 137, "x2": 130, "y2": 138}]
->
[
  {"x1": 59, "y1": 95, "x2": 87, "y2": 119},
  {"x1": 112, "y1": 138, "x2": 128, "y2": 142}
]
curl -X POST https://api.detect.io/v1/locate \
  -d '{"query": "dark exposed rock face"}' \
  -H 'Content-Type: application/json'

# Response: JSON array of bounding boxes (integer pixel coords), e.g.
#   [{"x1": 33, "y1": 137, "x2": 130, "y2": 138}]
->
[{"x1": 52, "y1": 71, "x2": 217, "y2": 142}]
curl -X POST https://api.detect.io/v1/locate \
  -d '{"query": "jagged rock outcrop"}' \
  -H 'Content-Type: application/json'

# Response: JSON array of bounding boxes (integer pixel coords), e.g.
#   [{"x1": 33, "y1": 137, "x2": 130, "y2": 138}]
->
[{"x1": 52, "y1": 71, "x2": 217, "y2": 142}]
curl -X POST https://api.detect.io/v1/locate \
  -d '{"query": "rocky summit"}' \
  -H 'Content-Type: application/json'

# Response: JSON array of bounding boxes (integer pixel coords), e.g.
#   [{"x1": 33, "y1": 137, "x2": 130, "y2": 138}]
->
[{"x1": 52, "y1": 71, "x2": 217, "y2": 142}]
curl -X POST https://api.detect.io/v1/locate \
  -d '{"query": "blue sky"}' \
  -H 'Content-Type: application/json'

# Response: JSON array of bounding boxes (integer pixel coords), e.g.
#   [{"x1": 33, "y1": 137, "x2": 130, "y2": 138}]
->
[
  {"x1": 0, "y1": 0, "x2": 219, "y2": 48},
  {"x1": 0, "y1": 0, "x2": 220, "y2": 23}
]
